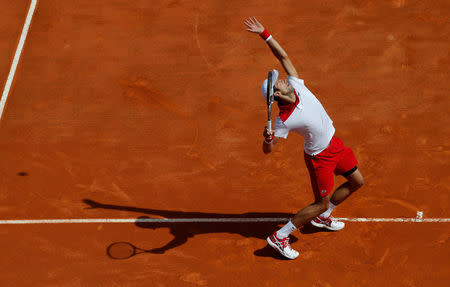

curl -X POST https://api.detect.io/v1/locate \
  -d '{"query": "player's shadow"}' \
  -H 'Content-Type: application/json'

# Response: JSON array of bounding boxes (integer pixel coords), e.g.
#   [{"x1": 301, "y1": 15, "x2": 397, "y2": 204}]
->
[
  {"x1": 299, "y1": 223, "x2": 335, "y2": 234},
  {"x1": 83, "y1": 199, "x2": 296, "y2": 260}
]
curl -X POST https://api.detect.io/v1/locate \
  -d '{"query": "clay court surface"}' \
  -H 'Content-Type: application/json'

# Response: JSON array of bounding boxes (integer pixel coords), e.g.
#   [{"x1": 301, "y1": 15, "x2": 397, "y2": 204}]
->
[{"x1": 0, "y1": 0, "x2": 449, "y2": 286}]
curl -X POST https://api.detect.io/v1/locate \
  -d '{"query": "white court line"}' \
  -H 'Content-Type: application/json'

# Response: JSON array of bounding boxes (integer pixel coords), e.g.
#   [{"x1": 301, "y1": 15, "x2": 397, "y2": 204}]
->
[
  {"x1": 0, "y1": 0, "x2": 38, "y2": 120},
  {"x1": 1, "y1": 211, "x2": 449, "y2": 224},
  {"x1": 0, "y1": 217, "x2": 449, "y2": 224}
]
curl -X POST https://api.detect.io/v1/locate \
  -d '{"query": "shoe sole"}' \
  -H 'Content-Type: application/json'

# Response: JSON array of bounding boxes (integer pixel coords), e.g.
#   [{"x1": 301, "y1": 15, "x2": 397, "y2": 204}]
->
[
  {"x1": 310, "y1": 220, "x2": 345, "y2": 231},
  {"x1": 266, "y1": 237, "x2": 299, "y2": 260}
]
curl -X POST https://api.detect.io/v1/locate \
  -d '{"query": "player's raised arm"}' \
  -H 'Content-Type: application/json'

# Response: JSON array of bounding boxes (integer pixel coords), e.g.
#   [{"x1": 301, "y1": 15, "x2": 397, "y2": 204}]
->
[{"x1": 244, "y1": 17, "x2": 298, "y2": 78}]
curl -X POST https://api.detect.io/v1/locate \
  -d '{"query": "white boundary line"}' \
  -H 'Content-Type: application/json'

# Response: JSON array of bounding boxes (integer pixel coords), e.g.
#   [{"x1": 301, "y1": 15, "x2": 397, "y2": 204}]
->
[
  {"x1": 0, "y1": 0, "x2": 38, "y2": 120},
  {"x1": 2, "y1": 211, "x2": 449, "y2": 224},
  {"x1": 0, "y1": 217, "x2": 449, "y2": 225}
]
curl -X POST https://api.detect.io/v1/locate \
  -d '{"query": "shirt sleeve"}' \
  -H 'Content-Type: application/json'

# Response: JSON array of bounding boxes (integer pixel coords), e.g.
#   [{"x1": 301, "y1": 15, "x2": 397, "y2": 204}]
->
[
  {"x1": 287, "y1": 75, "x2": 304, "y2": 87},
  {"x1": 274, "y1": 116, "x2": 290, "y2": 139}
]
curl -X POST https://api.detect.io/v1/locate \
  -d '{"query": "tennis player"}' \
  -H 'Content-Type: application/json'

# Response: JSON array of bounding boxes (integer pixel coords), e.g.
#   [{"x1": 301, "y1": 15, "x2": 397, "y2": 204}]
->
[{"x1": 244, "y1": 17, "x2": 364, "y2": 259}]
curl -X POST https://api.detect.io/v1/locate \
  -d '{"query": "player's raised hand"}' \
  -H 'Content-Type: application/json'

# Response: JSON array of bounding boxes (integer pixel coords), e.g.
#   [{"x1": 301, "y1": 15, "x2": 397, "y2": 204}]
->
[{"x1": 244, "y1": 17, "x2": 264, "y2": 34}]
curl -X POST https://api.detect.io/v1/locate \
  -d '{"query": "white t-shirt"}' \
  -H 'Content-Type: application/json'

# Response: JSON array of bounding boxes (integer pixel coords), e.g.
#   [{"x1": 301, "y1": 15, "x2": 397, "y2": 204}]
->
[{"x1": 274, "y1": 75, "x2": 335, "y2": 156}]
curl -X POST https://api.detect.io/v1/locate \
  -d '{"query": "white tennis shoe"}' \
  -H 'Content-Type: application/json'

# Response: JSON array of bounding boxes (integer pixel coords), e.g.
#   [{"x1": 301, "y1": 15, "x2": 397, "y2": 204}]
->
[
  {"x1": 310, "y1": 216, "x2": 345, "y2": 231},
  {"x1": 267, "y1": 232, "x2": 299, "y2": 260}
]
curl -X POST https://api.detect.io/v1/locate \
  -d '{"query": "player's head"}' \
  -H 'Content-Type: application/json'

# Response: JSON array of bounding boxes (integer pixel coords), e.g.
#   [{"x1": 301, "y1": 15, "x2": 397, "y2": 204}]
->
[
  {"x1": 261, "y1": 70, "x2": 293, "y2": 104},
  {"x1": 273, "y1": 79, "x2": 293, "y2": 98}
]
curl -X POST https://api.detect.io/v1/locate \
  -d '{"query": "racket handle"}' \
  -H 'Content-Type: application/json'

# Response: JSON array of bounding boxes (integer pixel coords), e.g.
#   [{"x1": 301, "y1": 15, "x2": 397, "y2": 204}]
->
[{"x1": 267, "y1": 120, "x2": 272, "y2": 133}]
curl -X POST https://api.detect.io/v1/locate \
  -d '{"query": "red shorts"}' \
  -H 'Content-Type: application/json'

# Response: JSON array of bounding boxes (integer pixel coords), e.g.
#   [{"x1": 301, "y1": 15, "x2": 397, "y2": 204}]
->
[{"x1": 304, "y1": 136, "x2": 358, "y2": 198}]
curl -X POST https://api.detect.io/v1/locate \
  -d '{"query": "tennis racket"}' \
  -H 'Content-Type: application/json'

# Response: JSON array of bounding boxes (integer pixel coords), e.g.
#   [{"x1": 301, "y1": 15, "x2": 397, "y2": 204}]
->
[
  {"x1": 107, "y1": 242, "x2": 146, "y2": 259},
  {"x1": 266, "y1": 71, "x2": 274, "y2": 133}
]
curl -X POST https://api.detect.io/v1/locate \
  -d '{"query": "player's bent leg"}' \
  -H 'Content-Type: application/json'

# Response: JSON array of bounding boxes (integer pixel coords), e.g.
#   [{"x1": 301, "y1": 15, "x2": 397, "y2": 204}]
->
[
  {"x1": 310, "y1": 189, "x2": 346, "y2": 231},
  {"x1": 310, "y1": 168, "x2": 364, "y2": 231},
  {"x1": 347, "y1": 168, "x2": 364, "y2": 190},
  {"x1": 330, "y1": 168, "x2": 364, "y2": 205},
  {"x1": 291, "y1": 196, "x2": 329, "y2": 227}
]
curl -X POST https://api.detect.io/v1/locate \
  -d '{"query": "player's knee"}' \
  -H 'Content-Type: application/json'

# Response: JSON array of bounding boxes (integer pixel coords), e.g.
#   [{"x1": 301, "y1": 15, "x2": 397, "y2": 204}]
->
[
  {"x1": 353, "y1": 175, "x2": 364, "y2": 189},
  {"x1": 348, "y1": 171, "x2": 364, "y2": 190},
  {"x1": 359, "y1": 176, "x2": 365, "y2": 188}
]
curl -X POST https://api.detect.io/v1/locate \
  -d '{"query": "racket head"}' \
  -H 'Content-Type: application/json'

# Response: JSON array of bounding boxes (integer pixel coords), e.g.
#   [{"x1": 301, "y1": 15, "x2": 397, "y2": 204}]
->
[
  {"x1": 260, "y1": 69, "x2": 278, "y2": 103},
  {"x1": 266, "y1": 71, "x2": 273, "y2": 106},
  {"x1": 107, "y1": 242, "x2": 138, "y2": 259}
]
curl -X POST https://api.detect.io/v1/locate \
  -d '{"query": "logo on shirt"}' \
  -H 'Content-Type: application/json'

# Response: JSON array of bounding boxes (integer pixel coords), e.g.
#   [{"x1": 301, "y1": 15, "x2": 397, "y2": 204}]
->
[{"x1": 321, "y1": 190, "x2": 327, "y2": 195}]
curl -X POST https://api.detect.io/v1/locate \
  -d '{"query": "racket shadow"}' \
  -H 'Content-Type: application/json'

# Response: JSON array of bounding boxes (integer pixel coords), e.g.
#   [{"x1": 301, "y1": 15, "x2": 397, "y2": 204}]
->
[
  {"x1": 83, "y1": 199, "x2": 297, "y2": 259},
  {"x1": 106, "y1": 241, "x2": 158, "y2": 260}
]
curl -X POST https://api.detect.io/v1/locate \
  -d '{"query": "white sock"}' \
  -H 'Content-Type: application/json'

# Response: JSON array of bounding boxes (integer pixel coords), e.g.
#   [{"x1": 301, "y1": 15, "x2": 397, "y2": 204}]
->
[
  {"x1": 276, "y1": 221, "x2": 297, "y2": 238},
  {"x1": 319, "y1": 202, "x2": 337, "y2": 218}
]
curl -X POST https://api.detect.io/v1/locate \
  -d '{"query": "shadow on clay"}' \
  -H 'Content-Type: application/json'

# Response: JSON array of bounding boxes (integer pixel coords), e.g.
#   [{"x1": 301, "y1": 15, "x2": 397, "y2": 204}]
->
[
  {"x1": 83, "y1": 199, "x2": 297, "y2": 260},
  {"x1": 299, "y1": 223, "x2": 335, "y2": 234}
]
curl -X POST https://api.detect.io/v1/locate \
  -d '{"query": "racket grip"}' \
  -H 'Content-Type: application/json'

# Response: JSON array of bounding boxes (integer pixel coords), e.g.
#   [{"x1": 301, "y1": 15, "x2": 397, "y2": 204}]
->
[{"x1": 267, "y1": 120, "x2": 272, "y2": 133}]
